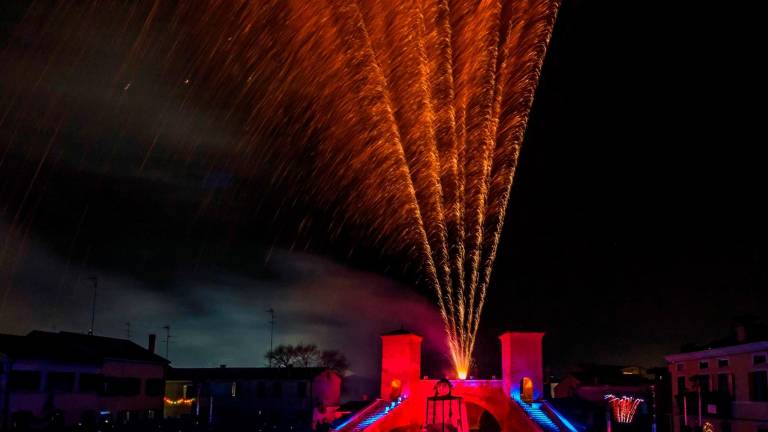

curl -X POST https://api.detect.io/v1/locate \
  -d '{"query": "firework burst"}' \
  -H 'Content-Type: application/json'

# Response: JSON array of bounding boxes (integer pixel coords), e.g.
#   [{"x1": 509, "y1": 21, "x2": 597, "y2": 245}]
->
[
  {"x1": 605, "y1": 394, "x2": 644, "y2": 424},
  {"x1": 0, "y1": 0, "x2": 560, "y2": 376}
]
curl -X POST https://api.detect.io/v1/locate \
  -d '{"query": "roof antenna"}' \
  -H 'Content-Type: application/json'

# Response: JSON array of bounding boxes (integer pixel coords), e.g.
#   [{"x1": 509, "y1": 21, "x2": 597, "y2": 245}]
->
[
  {"x1": 267, "y1": 308, "x2": 275, "y2": 367},
  {"x1": 86, "y1": 276, "x2": 98, "y2": 335},
  {"x1": 162, "y1": 325, "x2": 172, "y2": 360}
]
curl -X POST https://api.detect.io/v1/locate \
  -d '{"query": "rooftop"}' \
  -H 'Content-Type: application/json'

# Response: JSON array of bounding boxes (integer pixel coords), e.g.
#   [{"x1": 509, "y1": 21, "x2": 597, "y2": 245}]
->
[
  {"x1": 668, "y1": 322, "x2": 768, "y2": 359},
  {"x1": 167, "y1": 367, "x2": 337, "y2": 381},
  {"x1": 381, "y1": 328, "x2": 421, "y2": 337},
  {"x1": 0, "y1": 330, "x2": 168, "y2": 365}
]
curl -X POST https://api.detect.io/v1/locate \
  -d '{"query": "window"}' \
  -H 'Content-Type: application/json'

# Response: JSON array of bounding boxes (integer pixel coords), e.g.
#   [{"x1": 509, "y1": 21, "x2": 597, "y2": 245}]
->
[
  {"x1": 78, "y1": 373, "x2": 103, "y2": 393},
  {"x1": 700, "y1": 361, "x2": 709, "y2": 370},
  {"x1": 677, "y1": 363, "x2": 685, "y2": 371},
  {"x1": 718, "y1": 358, "x2": 729, "y2": 368},
  {"x1": 677, "y1": 377, "x2": 687, "y2": 394},
  {"x1": 748, "y1": 371, "x2": 768, "y2": 401},
  {"x1": 46, "y1": 372, "x2": 75, "y2": 392},
  {"x1": 717, "y1": 374, "x2": 730, "y2": 394},
  {"x1": 297, "y1": 381, "x2": 308, "y2": 398},
  {"x1": 272, "y1": 381, "x2": 282, "y2": 398},
  {"x1": 754, "y1": 354, "x2": 767, "y2": 365},
  {"x1": 145, "y1": 379, "x2": 164, "y2": 396},
  {"x1": 694, "y1": 375, "x2": 710, "y2": 393},
  {"x1": 8, "y1": 371, "x2": 41, "y2": 392},
  {"x1": 104, "y1": 377, "x2": 140, "y2": 396},
  {"x1": 231, "y1": 381, "x2": 237, "y2": 397}
]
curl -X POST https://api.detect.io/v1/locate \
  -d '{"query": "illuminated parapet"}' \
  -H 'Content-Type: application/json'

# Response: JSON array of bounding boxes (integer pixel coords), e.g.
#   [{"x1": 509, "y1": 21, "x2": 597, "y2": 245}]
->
[
  {"x1": 380, "y1": 329, "x2": 422, "y2": 400},
  {"x1": 332, "y1": 397, "x2": 407, "y2": 432},
  {"x1": 499, "y1": 332, "x2": 545, "y2": 401}
]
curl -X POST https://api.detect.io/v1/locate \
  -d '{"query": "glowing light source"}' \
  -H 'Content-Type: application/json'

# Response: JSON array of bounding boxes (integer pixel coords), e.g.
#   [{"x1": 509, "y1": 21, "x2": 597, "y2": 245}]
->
[
  {"x1": 457, "y1": 369, "x2": 468, "y2": 380},
  {"x1": 604, "y1": 394, "x2": 644, "y2": 424},
  {"x1": 164, "y1": 397, "x2": 195, "y2": 406},
  {"x1": 332, "y1": 396, "x2": 407, "y2": 431}
]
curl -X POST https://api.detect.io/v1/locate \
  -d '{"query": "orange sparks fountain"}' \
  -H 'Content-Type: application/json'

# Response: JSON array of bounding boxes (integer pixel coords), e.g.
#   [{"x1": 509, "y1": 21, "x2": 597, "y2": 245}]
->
[{"x1": 2, "y1": 0, "x2": 560, "y2": 377}]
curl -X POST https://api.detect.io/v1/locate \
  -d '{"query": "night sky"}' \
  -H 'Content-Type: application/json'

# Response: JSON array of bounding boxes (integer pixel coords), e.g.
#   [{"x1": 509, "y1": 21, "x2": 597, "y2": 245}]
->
[{"x1": 0, "y1": 0, "x2": 765, "y2": 386}]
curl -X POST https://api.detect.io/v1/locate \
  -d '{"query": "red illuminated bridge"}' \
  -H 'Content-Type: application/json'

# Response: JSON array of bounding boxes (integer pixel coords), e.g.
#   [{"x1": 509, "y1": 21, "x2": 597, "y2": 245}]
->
[{"x1": 333, "y1": 331, "x2": 578, "y2": 432}]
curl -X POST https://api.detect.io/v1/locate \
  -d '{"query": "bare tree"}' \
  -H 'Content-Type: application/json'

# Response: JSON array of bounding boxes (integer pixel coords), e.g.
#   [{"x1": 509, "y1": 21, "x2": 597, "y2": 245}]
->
[
  {"x1": 320, "y1": 350, "x2": 349, "y2": 374},
  {"x1": 265, "y1": 345, "x2": 295, "y2": 368},
  {"x1": 265, "y1": 344, "x2": 349, "y2": 374},
  {"x1": 294, "y1": 344, "x2": 319, "y2": 367}
]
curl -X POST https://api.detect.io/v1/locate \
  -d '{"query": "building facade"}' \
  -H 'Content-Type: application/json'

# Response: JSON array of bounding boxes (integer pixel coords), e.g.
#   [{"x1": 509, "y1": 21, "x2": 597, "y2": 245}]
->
[
  {"x1": 666, "y1": 339, "x2": 768, "y2": 432},
  {"x1": 165, "y1": 366, "x2": 341, "y2": 431},
  {"x1": 0, "y1": 331, "x2": 167, "y2": 429}
]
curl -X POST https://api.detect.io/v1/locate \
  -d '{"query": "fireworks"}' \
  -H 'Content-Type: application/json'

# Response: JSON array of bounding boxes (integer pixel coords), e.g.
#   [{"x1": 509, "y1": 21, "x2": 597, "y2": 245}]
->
[
  {"x1": 605, "y1": 395, "x2": 644, "y2": 424},
  {"x1": 172, "y1": 0, "x2": 561, "y2": 376},
  {"x1": 0, "y1": 0, "x2": 559, "y2": 375}
]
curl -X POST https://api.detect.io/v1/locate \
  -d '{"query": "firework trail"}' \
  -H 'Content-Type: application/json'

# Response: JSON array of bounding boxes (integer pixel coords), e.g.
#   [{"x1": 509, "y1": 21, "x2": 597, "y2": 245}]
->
[
  {"x1": 457, "y1": 0, "x2": 502, "y2": 365},
  {"x1": 470, "y1": 0, "x2": 561, "y2": 350},
  {"x1": 0, "y1": 0, "x2": 559, "y2": 375},
  {"x1": 605, "y1": 395, "x2": 644, "y2": 423},
  {"x1": 357, "y1": 0, "x2": 457, "y2": 347}
]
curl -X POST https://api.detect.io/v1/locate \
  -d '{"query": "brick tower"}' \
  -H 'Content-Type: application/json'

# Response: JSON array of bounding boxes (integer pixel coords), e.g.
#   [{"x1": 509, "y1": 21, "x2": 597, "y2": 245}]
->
[{"x1": 380, "y1": 329, "x2": 422, "y2": 400}]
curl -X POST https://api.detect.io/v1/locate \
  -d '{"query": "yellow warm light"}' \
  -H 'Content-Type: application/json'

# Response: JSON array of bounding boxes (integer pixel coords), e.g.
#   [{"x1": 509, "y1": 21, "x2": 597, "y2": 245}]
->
[
  {"x1": 451, "y1": 346, "x2": 470, "y2": 380},
  {"x1": 164, "y1": 397, "x2": 195, "y2": 406}
]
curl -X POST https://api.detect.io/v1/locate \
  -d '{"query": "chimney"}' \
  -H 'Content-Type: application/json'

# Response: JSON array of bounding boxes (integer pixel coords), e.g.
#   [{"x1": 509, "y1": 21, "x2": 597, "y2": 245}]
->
[
  {"x1": 736, "y1": 324, "x2": 747, "y2": 343},
  {"x1": 148, "y1": 334, "x2": 157, "y2": 353}
]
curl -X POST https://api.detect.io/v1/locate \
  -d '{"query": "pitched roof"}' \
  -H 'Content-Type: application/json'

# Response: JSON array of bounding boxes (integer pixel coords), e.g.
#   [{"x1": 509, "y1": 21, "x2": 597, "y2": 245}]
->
[
  {"x1": 0, "y1": 330, "x2": 168, "y2": 365},
  {"x1": 167, "y1": 367, "x2": 336, "y2": 381}
]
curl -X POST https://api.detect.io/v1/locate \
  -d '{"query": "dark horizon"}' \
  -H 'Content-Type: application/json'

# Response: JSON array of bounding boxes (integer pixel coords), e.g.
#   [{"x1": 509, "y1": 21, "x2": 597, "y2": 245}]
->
[{"x1": 1, "y1": 0, "x2": 765, "y2": 380}]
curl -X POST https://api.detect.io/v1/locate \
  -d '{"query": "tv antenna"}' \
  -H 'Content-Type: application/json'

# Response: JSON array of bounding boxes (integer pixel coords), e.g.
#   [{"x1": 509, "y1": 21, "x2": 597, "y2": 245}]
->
[
  {"x1": 86, "y1": 276, "x2": 98, "y2": 335},
  {"x1": 162, "y1": 325, "x2": 172, "y2": 359}
]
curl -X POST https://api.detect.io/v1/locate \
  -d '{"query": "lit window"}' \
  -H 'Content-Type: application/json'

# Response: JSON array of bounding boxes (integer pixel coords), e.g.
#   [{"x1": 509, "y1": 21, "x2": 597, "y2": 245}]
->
[
  {"x1": 699, "y1": 361, "x2": 709, "y2": 370},
  {"x1": 231, "y1": 382, "x2": 237, "y2": 397}
]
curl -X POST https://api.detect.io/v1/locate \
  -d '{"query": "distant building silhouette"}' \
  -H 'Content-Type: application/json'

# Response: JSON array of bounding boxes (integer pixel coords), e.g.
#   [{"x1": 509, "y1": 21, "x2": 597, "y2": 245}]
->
[
  {"x1": 0, "y1": 330, "x2": 168, "y2": 429},
  {"x1": 165, "y1": 366, "x2": 341, "y2": 431}
]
